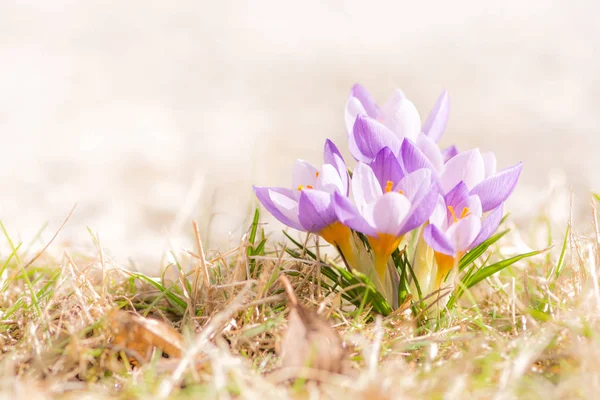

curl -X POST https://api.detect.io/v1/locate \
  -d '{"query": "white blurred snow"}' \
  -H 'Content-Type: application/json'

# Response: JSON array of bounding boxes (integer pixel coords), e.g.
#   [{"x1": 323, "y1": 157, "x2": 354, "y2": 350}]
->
[{"x1": 0, "y1": 1, "x2": 598, "y2": 270}]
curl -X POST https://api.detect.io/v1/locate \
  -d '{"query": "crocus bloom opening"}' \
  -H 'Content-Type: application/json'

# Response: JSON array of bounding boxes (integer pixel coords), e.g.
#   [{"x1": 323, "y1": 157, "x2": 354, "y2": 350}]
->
[
  {"x1": 333, "y1": 161, "x2": 438, "y2": 281},
  {"x1": 253, "y1": 140, "x2": 356, "y2": 263},
  {"x1": 439, "y1": 148, "x2": 523, "y2": 212},
  {"x1": 345, "y1": 84, "x2": 449, "y2": 166},
  {"x1": 423, "y1": 181, "x2": 506, "y2": 289}
]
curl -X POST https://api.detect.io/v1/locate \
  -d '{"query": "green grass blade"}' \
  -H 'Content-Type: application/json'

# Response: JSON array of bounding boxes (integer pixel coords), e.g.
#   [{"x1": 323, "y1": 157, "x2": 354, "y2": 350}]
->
[
  {"x1": 0, "y1": 243, "x2": 23, "y2": 286},
  {"x1": 553, "y1": 224, "x2": 570, "y2": 280},
  {"x1": 459, "y1": 229, "x2": 509, "y2": 271},
  {"x1": 464, "y1": 248, "x2": 545, "y2": 289},
  {"x1": 282, "y1": 231, "x2": 316, "y2": 260},
  {"x1": 248, "y1": 208, "x2": 260, "y2": 246},
  {"x1": 129, "y1": 272, "x2": 187, "y2": 312}
]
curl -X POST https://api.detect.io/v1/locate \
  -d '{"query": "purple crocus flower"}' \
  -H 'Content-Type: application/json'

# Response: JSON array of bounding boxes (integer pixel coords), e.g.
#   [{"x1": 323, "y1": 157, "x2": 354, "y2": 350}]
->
[
  {"x1": 345, "y1": 84, "x2": 449, "y2": 165},
  {"x1": 253, "y1": 140, "x2": 355, "y2": 261},
  {"x1": 439, "y1": 148, "x2": 523, "y2": 212},
  {"x1": 349, "y1": 113, "x2": 446, "y2": 175},
  {"x1": 333, "y1": 158, "x2": 438, "y2": 281},
  {"x1": 422, "y1": 181, "x2": 506, "y2": 289}
]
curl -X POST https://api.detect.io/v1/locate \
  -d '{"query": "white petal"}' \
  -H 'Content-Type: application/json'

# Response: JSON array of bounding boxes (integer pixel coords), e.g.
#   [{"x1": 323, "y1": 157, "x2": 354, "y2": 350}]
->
[
  {"x1": 345, "y1": 97, "x2": 367, "y2": 135},
  {"x1": 440, "y1": 149, "x2": 485, "y2": 193},
  {"x1": 269, "y1": 189, "x2": 300, "y2": 226},
  {"x1": 416, "y1": 133, "x2": 444, "y2": 173},
  {"x1": 316, "y1": 163, "x2": 344, "y2": 195},
  {"x1": 429, "y1": 194, "x2": 448, "y2": 229},
  {"x1": 352, "y1": 163, "x2": 383, "y2": 208},
  {"x1": 292, "y1": 159, "x2": 319, "y2": 196},
  {"x1": 365, "y1": 192, "x2": 411, "y2": 235},
  {"x1": 381, "y1": 89, "x2": 421, "y2": 142},
  {"x1": 446, "y1": 215, "x2": 481, "y2": 252},
  {"x1": 482, "y1": 151, "x2": 497, "y2": 178},
  {"x1": 396, "y1": 168, "x2": 431, "y2": 203}
]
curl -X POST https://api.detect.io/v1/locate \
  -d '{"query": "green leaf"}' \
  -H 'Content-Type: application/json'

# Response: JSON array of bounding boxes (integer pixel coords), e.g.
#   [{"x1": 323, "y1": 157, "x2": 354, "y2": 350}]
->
[
  {"x1": 464, "y1": 248, "x2": 546, "y2": 288},
  {"x1": 459, "y1": 229, "x2": 509, "y2": 271}
]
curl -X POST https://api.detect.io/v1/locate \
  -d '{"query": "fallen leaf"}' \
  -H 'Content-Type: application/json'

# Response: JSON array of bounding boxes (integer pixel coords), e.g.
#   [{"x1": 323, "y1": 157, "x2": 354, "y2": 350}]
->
[
  {"x1": 278, "y1": 275, "x2": 344, "y2": 374},
  {"x1": 108, "y1": 310, "x2": 184, "y2": 363}
]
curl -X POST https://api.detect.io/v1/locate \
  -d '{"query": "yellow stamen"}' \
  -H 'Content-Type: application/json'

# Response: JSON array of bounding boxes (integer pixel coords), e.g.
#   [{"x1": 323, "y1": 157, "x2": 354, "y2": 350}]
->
[
  {"x1": 448, "y1": 205, "x2": 458, "y2": 222},
  {"x1": 368, "y1": 234, "x2": 404, "y2": 281},
  {"x1": 297, "y1": 185, "x2": 304, "y2": 191},
  {"x1": 385, "y1": 180, "x2": 394, "y2": 193},
  {"x1": 460, "y1": 207, "x2": 471, "y2": 219},
  {"x1": 319, "y1": 222, "x2": 355, "y2": 266},
  {"x1": 448, "y1": 205, "x2": 471, "y2": 223}
]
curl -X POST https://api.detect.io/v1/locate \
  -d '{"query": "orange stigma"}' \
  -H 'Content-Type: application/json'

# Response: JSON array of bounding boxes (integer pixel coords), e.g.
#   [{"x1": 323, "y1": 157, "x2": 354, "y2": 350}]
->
[
  {"x1": 315, "y1": 171, "x2": 319, "y2": 178},
  {"x1": 297, "y1": 185, "x2": 313, "y2": 191},
  {"x1": 385, "y1": 180, "x2": 394, "y2": 193}
]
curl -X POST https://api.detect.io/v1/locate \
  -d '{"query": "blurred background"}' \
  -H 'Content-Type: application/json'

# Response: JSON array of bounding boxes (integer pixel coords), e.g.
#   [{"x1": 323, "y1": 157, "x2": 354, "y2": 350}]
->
[{"x1": 0, "y1": 1, "x2": 598, "y2": 270}]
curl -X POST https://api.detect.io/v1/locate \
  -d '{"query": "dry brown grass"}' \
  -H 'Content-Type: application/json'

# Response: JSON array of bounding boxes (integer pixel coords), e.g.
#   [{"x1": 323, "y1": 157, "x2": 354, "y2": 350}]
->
[{"x1": 0, "y1": 199, "x2": 599, "y2": 399}]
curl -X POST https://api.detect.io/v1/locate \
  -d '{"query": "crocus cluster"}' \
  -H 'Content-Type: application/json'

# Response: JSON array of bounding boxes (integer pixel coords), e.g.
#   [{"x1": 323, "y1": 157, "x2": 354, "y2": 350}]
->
[{"x1": 254, "y1": 84, "x2": 522, "y2": 307}]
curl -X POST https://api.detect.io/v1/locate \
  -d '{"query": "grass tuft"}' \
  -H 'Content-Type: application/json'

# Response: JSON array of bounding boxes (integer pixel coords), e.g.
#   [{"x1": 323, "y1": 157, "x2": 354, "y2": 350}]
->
[{"x1": 0, "y1": 201, "x2": 598, "y2": 398}]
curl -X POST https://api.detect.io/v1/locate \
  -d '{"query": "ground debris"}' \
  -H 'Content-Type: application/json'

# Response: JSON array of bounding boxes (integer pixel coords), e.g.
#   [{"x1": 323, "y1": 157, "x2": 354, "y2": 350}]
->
[
  {"x1": 278, "y1": 275, "x2": 345, "y2": 375},
  {"x1": 107, "y1": 310, "x2": 184, "y2": 362}
]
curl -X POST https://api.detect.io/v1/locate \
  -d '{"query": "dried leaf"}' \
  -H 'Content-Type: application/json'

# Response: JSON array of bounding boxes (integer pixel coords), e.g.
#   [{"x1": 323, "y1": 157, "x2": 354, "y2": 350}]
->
[
  {"x1": 278, "y1": 276, "x2": 344, "y2": 374},
  {"x1": 108, "y1": 310, "x2": 184, "y2": 363}
]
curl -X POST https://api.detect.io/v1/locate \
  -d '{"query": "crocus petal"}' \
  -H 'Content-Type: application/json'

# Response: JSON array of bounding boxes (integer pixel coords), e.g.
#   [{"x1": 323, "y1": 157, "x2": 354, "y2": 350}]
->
[
  {"x1": 446, "y1": 214, "x2": 481, "y2": 253},
  {"x1": 396, "y1": 168, "x2": 432, "y2": 202},
  {"x1": 422, "y1": 89, "x2": 449, "y2": 143},
  {"x1": 399, "y1": 139, "x2": 435, "y2": 174},
  {"x1": 440, "y1": 149, "x2": 485, "y2": 193},
  {"x1": 316, "y1": 164, "x2": 345, "y2": 195},
  {"x1": 416, "y1": 133, "x2": 444, "y2": 173},
  {"x1": 323, "y1": 138, "x2": 344, "y2": 166},
  {"x1": 333, "y1": 192, "x2": 378, "y2": 237},
  {"x1": 424, "y1": 224, "x2": 456, "y2": 256},
  {"x1": 369, "y1": 147, "x2": 404, "y2": 191},
  {"x1": 253, "y1": 186, "x2": 303, "y2": 231},
  {"x1": 292, "y1": 159, "x2": 319, "y2": 196},
  {"x1": 454, "y1": 195, "x2": 483, "y2": 219},
  {"x1": 298, "y1": 190, "x2": 337, "y2": 232},
  {"x1": 442, "y1": 145, "x2": 459, "y2": 162},
  {"x1": 470, "y1": 162, "x2": 523, "y2": 212},
  {"x1": 323, "y1": 139, "x2": 349, "y2": 194},
  {"x1": 345, "y1": 96, "x2": 367, "y2": 134},
  {"x1": 350, "y1": 83, "x2": 380, "y2": 117},
  {"x1": 470, "y1": 203, "x2": 504, "y2": 249},
  {"x1": 353, "y1": 115, "x2": 401, "y2": 161},
  {"x1": 482, "y1": 151, "x2": 497, "y2": 177},
  {"x1": 398, "y1": 180, "x2": 439, "y2": 235},
  {"x1": 381, "y1": 89, "x2": 421, "y2": 142},
  {"x1": 444, "y1": 181, "x2": 470, "y2": 209},
  {"x1": 352, "y1": 162, "x2": 383, "y2": 207},
  {"x1": 429, "y1": 194, "x2": 448, "y2": 228},
  {"x1": 364, "y1": 192, "x2": 411, "y2": 236}
]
